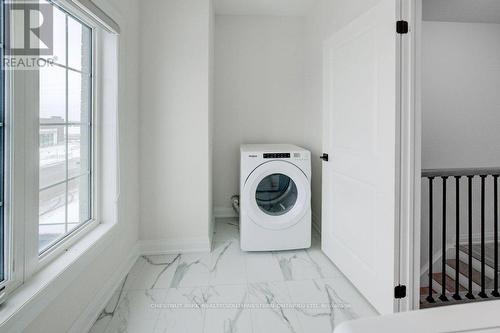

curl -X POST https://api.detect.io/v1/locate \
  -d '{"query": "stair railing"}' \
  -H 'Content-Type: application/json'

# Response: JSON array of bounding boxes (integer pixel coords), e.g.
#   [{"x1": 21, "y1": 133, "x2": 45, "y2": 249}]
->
[{"x1": 422, "y1": 167, "x2": 500, "y2": 303}]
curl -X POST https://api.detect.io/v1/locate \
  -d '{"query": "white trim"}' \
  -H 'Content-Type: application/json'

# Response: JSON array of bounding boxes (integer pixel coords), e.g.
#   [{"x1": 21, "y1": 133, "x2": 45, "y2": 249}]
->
[
  {"x1": 68, "y1": 0, "x2": 120, "y2": 34},
  {"x1": 140, "y1": 238, "x2": 212, "y2": 256},
  {"x1": 397, "y1": 0, "x2": 418, "y2": 313},
  {"x1": 68, "y1": 242, "x2": 140, "y2": 333},
  {"x1": 213, "y1": 206, "x2": 238, "y2": 219},
  {"x1": 408, "y1": 0, "x2": 423, "y2": 311}
]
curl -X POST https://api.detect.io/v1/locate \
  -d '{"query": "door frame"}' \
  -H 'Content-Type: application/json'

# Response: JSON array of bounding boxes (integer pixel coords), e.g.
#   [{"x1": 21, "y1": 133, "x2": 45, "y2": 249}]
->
[{"x1": 397, "y1": 0, "x2": 422, "y2": 311}]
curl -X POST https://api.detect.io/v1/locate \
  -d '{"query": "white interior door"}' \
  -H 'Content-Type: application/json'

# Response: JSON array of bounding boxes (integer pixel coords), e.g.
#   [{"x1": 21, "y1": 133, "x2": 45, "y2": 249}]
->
[{"x1": 321, "y1": 0, "x2": 400, "y2": 314}]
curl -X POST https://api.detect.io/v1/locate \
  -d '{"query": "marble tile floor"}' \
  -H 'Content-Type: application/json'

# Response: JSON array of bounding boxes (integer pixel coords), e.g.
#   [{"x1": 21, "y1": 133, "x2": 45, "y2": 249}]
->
[{"x1": 89, "y1": 218, "x2": 377, "y2": 333}]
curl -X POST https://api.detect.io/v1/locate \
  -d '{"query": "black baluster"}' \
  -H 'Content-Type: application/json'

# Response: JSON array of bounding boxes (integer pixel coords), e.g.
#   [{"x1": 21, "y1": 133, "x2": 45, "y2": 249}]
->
[
  {"x1": 465, "y1": 176, "x2": 475, "y2": 300},
  {"x1": 453, "y1": 176, "x2": 462, "y2": 300},
  {"x1": 478, "y1": 175, "x2": 488, "y2": 298},
  {"x1": 439, "y1": 176, "x2": 449, "y2": 302},
  {"x1": 493, "y1": 175, "x2": 500, "y2": 298},
  {"x1": 426, "y1": 177, "x2": 436, "y2": 303}
]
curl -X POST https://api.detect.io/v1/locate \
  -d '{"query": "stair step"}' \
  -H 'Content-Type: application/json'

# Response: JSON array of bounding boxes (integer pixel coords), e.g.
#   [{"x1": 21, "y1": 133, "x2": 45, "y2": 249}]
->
[
  {"x1": 446, "y1": 259, "x2": 481, "y2": 286},
  {"x1": 446, "y1": 259, "x2": 494, "y2": 289},
  {"x1": 445, "y1": 261, "x2": 480, "y2": 291},
  {"x1": 459, "y1": 243, "x2": 500, "y2": 270},
  {"x1": 458, "y1": 247, "x2": 498, "y2": 280},
  {"x1": 433, "y1": 273, "x2": 466, "y2": 293}
]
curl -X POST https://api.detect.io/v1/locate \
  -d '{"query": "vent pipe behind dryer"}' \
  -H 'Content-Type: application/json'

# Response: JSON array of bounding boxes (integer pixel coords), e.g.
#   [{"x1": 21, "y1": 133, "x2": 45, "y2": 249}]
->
[{"x1": 231, "y1": 195, "x2": 240, "y2": 215}]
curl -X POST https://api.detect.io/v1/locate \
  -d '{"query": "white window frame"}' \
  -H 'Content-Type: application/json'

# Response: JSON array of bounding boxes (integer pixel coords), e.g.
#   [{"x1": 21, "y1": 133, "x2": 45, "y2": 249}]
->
[
  {"x1": 35, "y1": 1, "x2": 99, "y2": 268},
  {"x1": 1, "y1": 0, "x2": 107, "y2": 294}
]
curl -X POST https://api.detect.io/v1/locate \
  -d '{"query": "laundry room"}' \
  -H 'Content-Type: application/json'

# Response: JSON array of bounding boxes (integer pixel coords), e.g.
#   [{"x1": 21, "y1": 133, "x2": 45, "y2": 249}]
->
[
  {"x1": 213, "y1": 1, "x2": 323, "y2": 231},
  {"x1": 139, "y1": 0, "x2": 333, "y2": 247}
]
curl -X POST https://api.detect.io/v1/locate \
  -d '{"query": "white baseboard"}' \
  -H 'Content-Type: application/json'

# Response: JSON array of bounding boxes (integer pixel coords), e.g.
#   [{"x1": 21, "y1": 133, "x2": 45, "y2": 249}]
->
[
  {"x1": 140, "y1": 237, "x2": 211, "y2": 255},
  {"x1": 68, "y1": 242, "x2": 140, "y2": 333},
  {"x1": 214, "y1": 206, "x2": 238, "y2": 219}
]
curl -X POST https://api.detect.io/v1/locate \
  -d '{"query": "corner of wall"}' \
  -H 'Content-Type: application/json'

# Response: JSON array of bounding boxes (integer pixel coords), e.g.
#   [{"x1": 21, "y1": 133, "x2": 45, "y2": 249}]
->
[{"x1": 312, "y1": 211, "x2": 321, "y2": 236}]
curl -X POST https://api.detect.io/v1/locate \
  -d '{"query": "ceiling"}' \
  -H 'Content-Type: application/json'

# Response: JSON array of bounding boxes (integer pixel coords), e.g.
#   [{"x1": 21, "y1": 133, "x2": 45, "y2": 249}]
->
[
  {"x1": 423, "y1": 0, "x2": 500, "y2": 23},
  {"x1": 214, "y1": 0, "x2": 316, "y2": 16}
]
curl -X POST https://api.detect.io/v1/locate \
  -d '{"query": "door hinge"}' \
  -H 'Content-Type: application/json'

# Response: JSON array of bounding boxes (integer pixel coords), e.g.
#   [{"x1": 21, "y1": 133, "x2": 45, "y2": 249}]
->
[
  {"x1": 396, "y1": 20, "x2": 409, "y2": 34},
  {"x1": 394, "y1": 285, "x2": 407, "y2": 299},
  {"x1": 320, "y1": 153, "x2": 329, "y2": 162}
]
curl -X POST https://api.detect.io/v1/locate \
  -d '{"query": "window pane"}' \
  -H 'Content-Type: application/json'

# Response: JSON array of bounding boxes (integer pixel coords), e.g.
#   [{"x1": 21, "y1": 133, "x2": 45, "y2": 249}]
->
[
  {"x1": 68, "y1": 125, "x2": 90, "y2": 178},
  {"x1": 67, "y1": 176, "x2": 90, "y2": 226},
  {"x1": 38, "y1": 7, "x2": 92, "y2": 254},
  {"x1": 68, "y1": 16, "x2": 91, "y2": 72},
  {"x1": 39, "y1": 125, "x2": 66, "y2": 189},
  {"x1": 40, "y1": 65, "x2": 66, "y2": 122},
  {"x1": 68, "y1": 70, "x2": 91, "y2": 123},
  {"x1": 39, "y1": 224, "x2": 65, "y2": 252},
  {"x1": 39, "y1": 183, "x2": 66, "y2": 251},
  {"x1": 50, "y1": 5, "x2": 66, "y2": 65}
]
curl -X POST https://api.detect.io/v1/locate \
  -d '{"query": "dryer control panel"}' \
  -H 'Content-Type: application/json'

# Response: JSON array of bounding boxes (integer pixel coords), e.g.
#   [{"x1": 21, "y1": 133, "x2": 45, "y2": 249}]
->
[{"x1": 263, "y1": 153, "x2": 290, "y2": 159}]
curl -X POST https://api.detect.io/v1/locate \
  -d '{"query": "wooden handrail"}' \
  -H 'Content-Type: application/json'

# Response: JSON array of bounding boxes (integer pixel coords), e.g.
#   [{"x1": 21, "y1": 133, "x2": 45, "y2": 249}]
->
[{"x1": 422, "y1": 167, "x2": 500, "y2": 178}]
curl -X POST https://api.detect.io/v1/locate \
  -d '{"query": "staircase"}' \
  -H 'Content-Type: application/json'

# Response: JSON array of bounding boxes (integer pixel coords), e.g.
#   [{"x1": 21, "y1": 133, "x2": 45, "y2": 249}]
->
[
  {"x1": 421, "y1": 168, "x2": 500, "y2": 308},
  {"x1": 420, "y1": 242, "x2": 500, "y2": 308}
]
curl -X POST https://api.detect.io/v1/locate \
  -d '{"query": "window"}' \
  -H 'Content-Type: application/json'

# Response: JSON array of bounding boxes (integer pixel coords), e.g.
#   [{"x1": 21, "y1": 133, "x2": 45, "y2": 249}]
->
[
  {"x1": 38, "y1": 3, "x2": 93, "y2": 253},
  {"x1": 0, "y1": 0, "x2": 120, "y2": 308}
]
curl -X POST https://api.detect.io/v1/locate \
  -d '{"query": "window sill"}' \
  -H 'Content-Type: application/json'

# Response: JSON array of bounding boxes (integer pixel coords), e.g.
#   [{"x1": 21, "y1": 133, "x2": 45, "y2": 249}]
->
[{"x1": 0, "y1": 222, "x2": 118, "y2": 332}]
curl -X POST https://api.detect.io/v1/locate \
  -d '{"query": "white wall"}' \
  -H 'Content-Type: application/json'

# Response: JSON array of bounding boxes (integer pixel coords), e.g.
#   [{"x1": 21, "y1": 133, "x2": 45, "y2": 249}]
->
[
  {"x1": 422, "y1": 21, "x2": 500, "y2": 169},
  {"x1": 213, "y1": 15, "x2": 307, "y2": 214},
  {"x1": 22, "y1": 0, "x2": 141, "y2": 331},
  {"x1": 420, "y1": 21, "x2": 500, "y2": 274},
  {"x1": 303, "y1": 0, "x2": 381, "y2": 229},
  {"x1": 139, "y1": 0, "x2": 214, "y2": 247}
]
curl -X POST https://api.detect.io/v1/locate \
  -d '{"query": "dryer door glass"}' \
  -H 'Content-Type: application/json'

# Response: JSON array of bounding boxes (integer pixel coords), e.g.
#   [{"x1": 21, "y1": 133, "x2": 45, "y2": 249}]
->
[{"x1": 255, "y1": 174, "x2": 298, "y2": 216}]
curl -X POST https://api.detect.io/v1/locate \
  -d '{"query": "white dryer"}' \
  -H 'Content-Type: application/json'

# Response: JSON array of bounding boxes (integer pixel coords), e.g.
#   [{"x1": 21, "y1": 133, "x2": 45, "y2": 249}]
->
[{"x1": 240, "y1": 144, "x2": 311, "y2": 251}]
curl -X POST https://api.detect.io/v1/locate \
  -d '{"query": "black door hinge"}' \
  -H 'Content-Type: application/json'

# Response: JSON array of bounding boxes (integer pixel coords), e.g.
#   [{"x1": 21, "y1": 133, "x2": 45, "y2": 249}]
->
[
  {"x1": 396, "y1": 20, "x2": 409, "y2": 34},
  {"x1": 394, "y1": 285, "x2": 407, "y2": 299},
  {"x1": 320, "y1": 153, "x2": 329, "y2": 162}
]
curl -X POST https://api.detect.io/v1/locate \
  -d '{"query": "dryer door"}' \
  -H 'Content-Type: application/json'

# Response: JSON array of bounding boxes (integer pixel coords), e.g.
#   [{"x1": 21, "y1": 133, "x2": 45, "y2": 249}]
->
[{"x1": 243, "y1": 161, "x2": 310, "y2": 230}]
